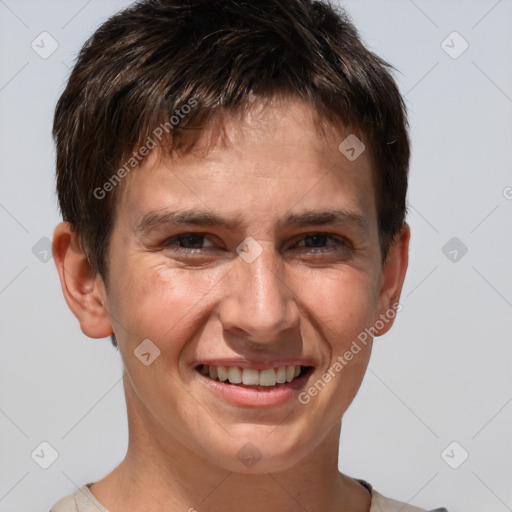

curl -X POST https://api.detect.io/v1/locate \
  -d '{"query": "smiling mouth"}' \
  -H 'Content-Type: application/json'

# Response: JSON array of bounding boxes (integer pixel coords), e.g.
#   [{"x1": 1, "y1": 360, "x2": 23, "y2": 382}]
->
[{"x1": 195, "y1": 364, "x2": 314, "y2": 389}]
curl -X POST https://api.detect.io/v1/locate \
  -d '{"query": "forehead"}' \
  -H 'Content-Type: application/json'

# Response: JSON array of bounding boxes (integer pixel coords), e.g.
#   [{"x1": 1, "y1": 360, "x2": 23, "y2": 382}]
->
[{"x1": 114, "y1": 97, "x2": 377, "y2": 235}]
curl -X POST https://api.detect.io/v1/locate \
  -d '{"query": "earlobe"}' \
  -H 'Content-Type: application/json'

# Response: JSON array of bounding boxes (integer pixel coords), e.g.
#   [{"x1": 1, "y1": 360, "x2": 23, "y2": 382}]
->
[
  {"x1": 374, "y1": 222, "x2": 410, "y2": 337},
  {"x1": 52, "y1": 222, "x2": 114, "y2": 339}
]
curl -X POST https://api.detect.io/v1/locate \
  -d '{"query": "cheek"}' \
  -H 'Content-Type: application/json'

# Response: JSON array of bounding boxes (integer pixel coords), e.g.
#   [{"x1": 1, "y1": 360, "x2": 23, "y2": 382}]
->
[
  {"x1": 298, "y1": 267, "x2": 378, "y2": 346},
  {"x1": 295, "y1": 269, "x2": 376, "y2": 405},
  {"x1": 109, "y1": 260, "x2": 224, "y2": 349}
]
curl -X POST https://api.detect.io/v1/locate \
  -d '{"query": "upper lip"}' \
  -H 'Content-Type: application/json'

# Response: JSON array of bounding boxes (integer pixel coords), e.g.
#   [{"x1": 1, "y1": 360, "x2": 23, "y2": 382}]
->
[{"x1": 194, "y1": 358, "x2": 316, "y2": 371}]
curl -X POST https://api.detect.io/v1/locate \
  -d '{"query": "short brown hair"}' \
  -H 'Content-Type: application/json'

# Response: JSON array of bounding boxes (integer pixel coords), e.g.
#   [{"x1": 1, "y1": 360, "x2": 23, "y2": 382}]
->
[{"x1": 53, "y1": 0, "x2": 409, "y2": 347}]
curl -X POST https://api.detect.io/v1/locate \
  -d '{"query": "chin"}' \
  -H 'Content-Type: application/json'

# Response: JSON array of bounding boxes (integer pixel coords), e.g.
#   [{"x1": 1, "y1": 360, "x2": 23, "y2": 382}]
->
[{"x1": 199, "y1": 433, "x2": 311, "y2": 474}]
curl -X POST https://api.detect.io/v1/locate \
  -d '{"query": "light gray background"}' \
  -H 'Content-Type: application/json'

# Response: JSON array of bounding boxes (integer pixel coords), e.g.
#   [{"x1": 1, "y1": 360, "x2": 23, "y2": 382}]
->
[{"x1": 1, "y1": 1, "x2": 511, "y2": 511}]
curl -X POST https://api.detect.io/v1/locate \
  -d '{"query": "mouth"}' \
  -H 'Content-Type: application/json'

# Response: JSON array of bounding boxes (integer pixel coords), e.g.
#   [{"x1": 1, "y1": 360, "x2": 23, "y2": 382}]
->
[{"x1": 194, "y1": 363, "x2": 315, "y2": 390}]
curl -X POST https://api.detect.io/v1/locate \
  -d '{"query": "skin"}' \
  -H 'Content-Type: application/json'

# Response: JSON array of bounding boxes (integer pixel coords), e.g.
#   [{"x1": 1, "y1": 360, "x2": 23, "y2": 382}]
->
[{"x1": 53, "y1": 96, "x2": 410, "y2": 512}]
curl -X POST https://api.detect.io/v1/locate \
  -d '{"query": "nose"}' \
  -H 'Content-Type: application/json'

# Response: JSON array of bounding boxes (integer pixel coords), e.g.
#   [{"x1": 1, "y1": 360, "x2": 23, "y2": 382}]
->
[{"x1": 218, "y1": 240, "x2": 301, "y2": 346}]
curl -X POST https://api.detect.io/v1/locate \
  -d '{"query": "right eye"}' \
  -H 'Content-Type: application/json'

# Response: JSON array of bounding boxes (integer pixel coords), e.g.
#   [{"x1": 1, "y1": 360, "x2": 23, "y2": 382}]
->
[{"x1": 162, "y1": 233, "x2": 218, "y2": 253}]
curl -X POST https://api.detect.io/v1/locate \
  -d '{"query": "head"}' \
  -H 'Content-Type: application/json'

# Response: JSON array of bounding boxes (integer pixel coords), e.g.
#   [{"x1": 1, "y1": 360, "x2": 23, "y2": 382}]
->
[{"x1": 52, "y1": 0, "x2": 410, "y2": 473}]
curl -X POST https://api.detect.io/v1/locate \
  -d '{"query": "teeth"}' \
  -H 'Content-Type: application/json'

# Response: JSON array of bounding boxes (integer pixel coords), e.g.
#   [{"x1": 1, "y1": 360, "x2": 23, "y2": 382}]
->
[
  {"x1": 200, "y1": 364, "x2": 305, "y2": 386},
  {"x1": 217, "y1": 366, "x2": 229, "y2": 382},
  {"x1": 227, "y1": 366, "x2": 242, "y2": 384},
  {"x1": 259, "y1": 368, "x2": 277, "y2": 386},
  {"x1": 276, "y1": 366, "x2": 287, "y2": 383},
  {"x1": 242, "y1": 368, "x2": 260, "y2": 385}
]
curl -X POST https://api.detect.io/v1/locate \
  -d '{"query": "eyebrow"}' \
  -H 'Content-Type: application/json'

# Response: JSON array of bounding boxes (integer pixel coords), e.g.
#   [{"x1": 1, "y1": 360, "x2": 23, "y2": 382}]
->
[{"x1": 134, "y1": 207, "x2": 369, "y2": 237}]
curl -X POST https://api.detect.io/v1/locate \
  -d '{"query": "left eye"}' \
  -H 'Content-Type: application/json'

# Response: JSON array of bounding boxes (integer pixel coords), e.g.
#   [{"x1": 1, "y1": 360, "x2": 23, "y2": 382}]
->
[{"x1": 291, "y1": 233, "x2": 348, "y2": 252}]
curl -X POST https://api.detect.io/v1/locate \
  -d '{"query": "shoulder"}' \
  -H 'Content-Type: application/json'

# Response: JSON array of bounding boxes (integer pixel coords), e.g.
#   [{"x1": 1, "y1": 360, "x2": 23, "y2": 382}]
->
[
  {"x1": 48, "y1": 484, "x2": 109, "y2": 512},
  {"x1": 356, "y1": 479, "x2": 449, "y2": 512},
  {"x1": 48, "y1": 492, "x2": 77, "y2": 512}
]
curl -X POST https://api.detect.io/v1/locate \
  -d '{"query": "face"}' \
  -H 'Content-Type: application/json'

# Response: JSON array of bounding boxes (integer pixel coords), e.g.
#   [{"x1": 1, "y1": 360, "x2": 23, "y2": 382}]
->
[{"x1": 99, "y1": 97, "x2": 404, "y2": 473}]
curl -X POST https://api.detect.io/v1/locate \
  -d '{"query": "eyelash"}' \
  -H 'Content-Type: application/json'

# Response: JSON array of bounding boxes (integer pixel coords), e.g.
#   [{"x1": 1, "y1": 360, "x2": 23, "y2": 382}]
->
[{"x1": 162, "y1": 233, "x2": 351, "y2": 255}]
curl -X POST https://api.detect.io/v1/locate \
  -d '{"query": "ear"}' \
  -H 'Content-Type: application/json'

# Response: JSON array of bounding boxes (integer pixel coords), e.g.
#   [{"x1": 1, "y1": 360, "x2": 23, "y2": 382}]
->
[
  {"x1": 52, "y1": 222, "x2": 113, "y2": 338},
  {"x1": 374, "y1": 222, "x2": 410, "y2": 336}
]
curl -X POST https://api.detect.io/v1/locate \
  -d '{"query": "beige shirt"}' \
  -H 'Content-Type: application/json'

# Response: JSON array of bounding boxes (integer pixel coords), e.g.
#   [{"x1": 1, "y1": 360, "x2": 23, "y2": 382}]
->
[{"x1": 49, "y1": 480, "x2": 448, "y2": 512}]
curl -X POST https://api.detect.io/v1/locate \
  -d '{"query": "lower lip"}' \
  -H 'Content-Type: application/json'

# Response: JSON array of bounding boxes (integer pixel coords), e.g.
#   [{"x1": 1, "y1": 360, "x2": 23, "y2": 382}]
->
[{"x1": 195, "y1": 368, "x2": 314, "y2": 407}]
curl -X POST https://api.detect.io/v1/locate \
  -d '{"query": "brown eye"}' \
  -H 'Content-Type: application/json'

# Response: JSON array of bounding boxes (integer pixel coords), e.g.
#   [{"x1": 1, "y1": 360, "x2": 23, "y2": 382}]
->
[
  {"x1": 293, "y1": 233, "x2": 349, "y2": 253},
  {"x1": 163, "y1": 233, "x2": 217, "y2": 253}
]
